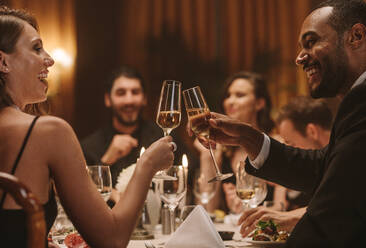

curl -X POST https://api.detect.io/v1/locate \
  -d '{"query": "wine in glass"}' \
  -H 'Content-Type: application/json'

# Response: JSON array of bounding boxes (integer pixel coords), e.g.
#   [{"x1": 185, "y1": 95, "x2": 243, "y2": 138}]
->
[
  {"x1": 157, "y1": 165, "x2": 186, "y2": 234},
  {"x1": 183, "y1": 86, "x2": 233, "y2": 182},
  {"x1": 155, "y1": 80, "x2": 182, "y2": 180},
  {"x1": 235, "y1": 161, "x2": 267, "y2": 209},
  {"x1": 156, "y1": 80, "x2": 181, "y2": 136},
  {"x1": 88, "y1": 165, "x2": 112, "y2": 201}
]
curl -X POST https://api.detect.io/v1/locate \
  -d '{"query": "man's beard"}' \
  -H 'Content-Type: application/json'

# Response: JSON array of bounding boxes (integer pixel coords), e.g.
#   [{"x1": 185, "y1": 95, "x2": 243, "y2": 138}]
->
[
  {"x1": 310, "y1": 43, "x2": 349, "y2": 98},
  {"x1": 111, "y1": 104, "x2": 143, "y2": 127}
]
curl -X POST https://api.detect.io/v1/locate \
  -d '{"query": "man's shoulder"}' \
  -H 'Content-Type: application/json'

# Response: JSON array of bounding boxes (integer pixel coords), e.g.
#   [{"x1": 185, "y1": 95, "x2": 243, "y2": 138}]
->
[{"x1": 81, "y1": 127, "x2": 112, "y2": 148}]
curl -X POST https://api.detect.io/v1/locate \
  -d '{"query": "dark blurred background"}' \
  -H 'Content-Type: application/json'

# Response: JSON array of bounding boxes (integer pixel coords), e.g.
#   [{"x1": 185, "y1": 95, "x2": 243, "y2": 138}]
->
[{"x1": 2, "y1": 0, "x2": 329, "y2": 141}]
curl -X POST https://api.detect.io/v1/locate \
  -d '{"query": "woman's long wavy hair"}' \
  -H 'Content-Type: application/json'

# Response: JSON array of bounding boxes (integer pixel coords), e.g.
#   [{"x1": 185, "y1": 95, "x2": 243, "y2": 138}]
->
[
  {"x1": 0, "y1": 6, "x2": 47, "y2": 115},
  {"x1": 221, "y1": 71, "x2": 275, "y2": 133}
]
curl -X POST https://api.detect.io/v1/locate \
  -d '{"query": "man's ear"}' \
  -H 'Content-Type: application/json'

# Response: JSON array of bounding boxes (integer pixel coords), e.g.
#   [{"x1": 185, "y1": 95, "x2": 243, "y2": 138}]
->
[
  {"x1": 305, "y1": 123, "x2": 319, "y2": 141},
  {"x1": 104, "y1": 93, "x2": 111, "y2": 107},
  {"x1": 347, "y1": 23, "x2": 366, "y2": 49},
  {"x1": 0, "y1": 51, "x2": 10, "y2": 73},
  {"x1": 255, "y1": 98, "x2": 265, "y2": 112}
]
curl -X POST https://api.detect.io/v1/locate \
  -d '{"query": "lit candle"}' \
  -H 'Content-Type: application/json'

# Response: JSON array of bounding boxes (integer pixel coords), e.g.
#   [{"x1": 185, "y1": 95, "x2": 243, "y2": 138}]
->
[
  {"x1": 180, "y1": 154, "x2": 189, "y2": 207},
  {"x1": 137, "y1": 147, "x2": 145, "y2": 162},
  {"x1": 140, "y1": 147, "x2": 145, "y2": 157}
]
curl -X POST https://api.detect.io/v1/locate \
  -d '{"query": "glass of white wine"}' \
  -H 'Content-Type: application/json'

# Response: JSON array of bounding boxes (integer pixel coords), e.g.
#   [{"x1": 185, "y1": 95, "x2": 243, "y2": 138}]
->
[
  {"x1": 88, "y1": 165, "x2": 112, "y2": 202},
  {"x1": 235, "y1": 161, "x2": 267, "y2": 209},
  {"x1": 157, "y1": 165, "x2": 186, "y2": 234},
  {"x1": 183, "y1": 86, "x2": 233, "y2": 183},
  {"x1": 155, "y1": 80, "x2": 182, "y2": 180}
]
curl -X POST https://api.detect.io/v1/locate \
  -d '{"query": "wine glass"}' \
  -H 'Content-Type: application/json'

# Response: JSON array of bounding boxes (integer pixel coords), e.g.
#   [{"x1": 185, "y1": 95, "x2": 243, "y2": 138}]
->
[
  {"x1": 155, "y1": 80, "x2": 182, "y2": 180},
  {"x1": 156, "y1": 80, "x2": 182, "y2": 136},
  {"x1": 193, "y1": 170, "x2": 216, "y2": 211},
  {"x1": 183, "y1": 86, "x2": 233, "y2": 182},
  {"x1": 235, "y1": 161, "x2": 267, "y2": 210},
  {"x1": 157, "y1": 165, "x2": 186, "y2": 234},
  {"x1": 88, "y1": 165, "x2": 112, "y2": 201}
]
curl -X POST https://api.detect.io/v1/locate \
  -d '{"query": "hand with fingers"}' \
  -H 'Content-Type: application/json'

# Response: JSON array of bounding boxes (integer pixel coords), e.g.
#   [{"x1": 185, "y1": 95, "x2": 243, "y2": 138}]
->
[
  {"x1": 222, "y1": 183, "x2": 243, "y2": 214},
  {"x1": 138, "y1": 136, "x2": 174, "y2": 174},
  {"x1": 237, "y1": 206, "x2": 306, "y2": 237},
  {"x1": 205, "y1": 112, "x2": 264, "y2": 160},
  {"x1": 101, "y1": 134, "x2": 138, "y2": 164}
]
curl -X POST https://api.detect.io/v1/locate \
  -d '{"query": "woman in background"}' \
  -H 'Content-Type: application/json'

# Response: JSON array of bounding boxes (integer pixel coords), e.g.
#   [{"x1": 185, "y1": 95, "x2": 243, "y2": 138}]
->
[
  {"x1": 0, "y1": 6, "x2": 174, "y2": 247},
  {"x1": 195, "y1": 71, "x2": 286, "y2": 213}
]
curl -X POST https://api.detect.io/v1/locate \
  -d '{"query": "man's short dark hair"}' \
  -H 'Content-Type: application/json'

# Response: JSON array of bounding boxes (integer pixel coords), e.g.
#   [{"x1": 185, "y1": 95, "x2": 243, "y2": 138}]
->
[
  {"x1": 316, "y1": 0, "x2": 366, "y2": 36},
  {"x1": 104, "y1": 65, "x2": 145, "y2": 94},
  {"x1": 276, "y1": 96, "x2": 333, "y2": 136}
]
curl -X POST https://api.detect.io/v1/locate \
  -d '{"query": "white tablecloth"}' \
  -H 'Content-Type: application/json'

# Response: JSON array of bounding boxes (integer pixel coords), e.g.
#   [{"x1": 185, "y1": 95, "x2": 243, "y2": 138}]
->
[{"x1": 127, "y1": 223, "x2": 252, "y2": 248}]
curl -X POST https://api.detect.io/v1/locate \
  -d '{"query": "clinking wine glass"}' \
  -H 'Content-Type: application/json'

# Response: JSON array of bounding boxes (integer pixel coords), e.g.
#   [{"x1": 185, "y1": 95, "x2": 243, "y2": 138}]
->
[
  {"x1": 183, "y1": 86, "x2": 233, "y2": 183},
  {"x1": 235, "y1": 161, "x2": 267, "y2": 210},
  {"x1": 155, "y1": 80, "x2": 182, "y2": 180},
  {"x1": 88, "y1": 165, "x2": 112, "y2": 201},
  {"x1": 157, "y1": 165, "x2": 186, "y2": 234}
]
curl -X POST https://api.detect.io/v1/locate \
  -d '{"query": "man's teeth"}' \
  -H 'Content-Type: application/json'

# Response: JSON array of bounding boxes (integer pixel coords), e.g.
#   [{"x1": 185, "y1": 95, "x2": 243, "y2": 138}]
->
[
  {"x1": 38, "y1": 73, "x2": 48, "y2": 79},
  {"x1": 306, "y1": 68, "x2": 318, "y2": 78}
]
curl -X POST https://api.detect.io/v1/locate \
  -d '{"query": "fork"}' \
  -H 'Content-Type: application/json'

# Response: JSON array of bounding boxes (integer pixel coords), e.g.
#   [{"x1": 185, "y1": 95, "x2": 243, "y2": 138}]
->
[{"x1": 144, "y1": 241, "x2": 156, "y2": 248}]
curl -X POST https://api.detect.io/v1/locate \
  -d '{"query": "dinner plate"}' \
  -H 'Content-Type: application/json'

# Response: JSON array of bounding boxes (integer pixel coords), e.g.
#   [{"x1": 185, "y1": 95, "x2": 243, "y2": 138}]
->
[{"x1": 245, "y1": 239, "x2": 286, "y2": 247}]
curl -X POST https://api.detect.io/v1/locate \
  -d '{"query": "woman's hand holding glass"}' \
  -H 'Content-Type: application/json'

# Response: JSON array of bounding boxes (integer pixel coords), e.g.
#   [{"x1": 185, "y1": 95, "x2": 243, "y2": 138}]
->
[
  {"x1": 138, "y1": 136, "x2": 175, "y2": 175},
  {"x1": 155, "y1": 80, "x2": 181, "y2": 179}
]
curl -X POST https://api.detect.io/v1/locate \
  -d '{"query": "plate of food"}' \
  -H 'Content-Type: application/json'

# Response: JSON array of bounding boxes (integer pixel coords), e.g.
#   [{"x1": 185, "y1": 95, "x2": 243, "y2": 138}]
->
[{"x1": 245, "y1": 220, "x2": 289, "y2": 247}]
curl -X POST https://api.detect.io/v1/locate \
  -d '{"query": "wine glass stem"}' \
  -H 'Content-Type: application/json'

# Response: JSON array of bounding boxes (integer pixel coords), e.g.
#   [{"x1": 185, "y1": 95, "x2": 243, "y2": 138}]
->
[
  {"x1": 208, "y1": 137, "x2": 221, "y2": 175},
  {"x1": 163, "y1": 129, "x2": 170, "y2": 137},
  {"x1": 169, "y1": 208, "x2": 175, "y2": 234},
  {"x1": 242, "y1": 201, "x2": 250, "y2": 210}
]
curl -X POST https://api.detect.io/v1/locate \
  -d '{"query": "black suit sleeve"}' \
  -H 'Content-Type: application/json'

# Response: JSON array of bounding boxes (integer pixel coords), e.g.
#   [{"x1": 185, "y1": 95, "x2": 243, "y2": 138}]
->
[{"x1": 245, "y1": 138, "x2": 327, "y2": 194}]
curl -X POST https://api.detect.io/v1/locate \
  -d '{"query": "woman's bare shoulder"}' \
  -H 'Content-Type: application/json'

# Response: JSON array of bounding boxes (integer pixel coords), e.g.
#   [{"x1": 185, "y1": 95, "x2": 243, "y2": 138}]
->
[{"x1": 35, "y1": 115, "x2": 73, "y2": 134}]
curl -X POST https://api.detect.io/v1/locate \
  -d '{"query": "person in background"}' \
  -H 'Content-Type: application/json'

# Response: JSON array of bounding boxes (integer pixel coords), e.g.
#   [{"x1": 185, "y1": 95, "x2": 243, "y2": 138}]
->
[
  {"x1": 237, "y1": 96, "x2": 333, "y2": 233},
  {"x1": 196, "y1": 0, "x2": 366, "y2": 246},
  {"x1": 81, "y1": 66, "x2": 196, "y2": 205},
  {"x1": 194, "y1": 71, "x2": 286, "y2": 213},
  {"x1": 0, "y1": 6, "x2": 174, "y2": 247}
]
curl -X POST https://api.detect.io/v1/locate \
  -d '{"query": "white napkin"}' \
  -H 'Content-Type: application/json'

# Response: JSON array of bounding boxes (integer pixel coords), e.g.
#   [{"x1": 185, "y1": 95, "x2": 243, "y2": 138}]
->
[{"x1": 165, "y1": 205, "x2": 225, "y2": 248}]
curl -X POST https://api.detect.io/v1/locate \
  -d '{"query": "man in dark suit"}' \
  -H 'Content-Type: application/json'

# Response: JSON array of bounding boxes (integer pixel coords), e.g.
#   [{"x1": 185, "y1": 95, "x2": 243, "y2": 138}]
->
[{"x1": 198, "y1": 0, "x2": 366, "y2": 247}]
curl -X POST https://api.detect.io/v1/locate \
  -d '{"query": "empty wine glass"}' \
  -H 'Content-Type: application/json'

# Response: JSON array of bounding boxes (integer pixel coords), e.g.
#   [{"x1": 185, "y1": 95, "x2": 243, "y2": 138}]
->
[
  {"x1": 155, "y1": 80, "x2": 182, "y2": 180},
  {"x1": 183, "y1": 86, "x2": 233, "y2": 183},
  {"x1": 157, "y1": 165, "x2": 186, "y2": 234},
  {"x1": 88, "y1": 165, "x2": 112, "y2": 201},
  {"x1": 235, "y1": 161, "x2": 267, "y2": 210},
  {"x1": 193, "y1": 170, "x2": 216, "y2": 211}
]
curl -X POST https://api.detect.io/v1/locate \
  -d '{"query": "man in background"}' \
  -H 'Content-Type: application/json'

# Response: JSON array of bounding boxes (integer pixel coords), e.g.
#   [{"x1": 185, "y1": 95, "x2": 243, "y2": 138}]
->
[{"x1": 81, "y1": 66, "x2": 195, "y2": 204}]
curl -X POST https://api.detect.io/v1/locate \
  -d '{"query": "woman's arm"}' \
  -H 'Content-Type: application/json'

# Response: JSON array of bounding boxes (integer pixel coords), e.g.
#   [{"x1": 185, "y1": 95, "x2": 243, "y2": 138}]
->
[{"x1": 39, "y1": 116, "x2": 173, "y2": 247}]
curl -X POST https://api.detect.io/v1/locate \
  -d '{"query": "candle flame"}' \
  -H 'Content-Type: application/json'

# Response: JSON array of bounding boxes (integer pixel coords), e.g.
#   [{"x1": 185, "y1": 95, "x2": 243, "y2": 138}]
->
[
  {"x1": 182, "y1": 154, "x2": 188, "y2": 168},
  {"x1": 140, "y1": 147, "x2": 145, "y2": 157}
]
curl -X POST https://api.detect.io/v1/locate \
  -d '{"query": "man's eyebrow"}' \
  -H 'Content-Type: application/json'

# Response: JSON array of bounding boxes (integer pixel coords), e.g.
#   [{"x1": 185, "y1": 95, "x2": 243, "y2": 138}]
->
[{"x1": 298, "y1": 31, "x2": 317, "y2": 47}]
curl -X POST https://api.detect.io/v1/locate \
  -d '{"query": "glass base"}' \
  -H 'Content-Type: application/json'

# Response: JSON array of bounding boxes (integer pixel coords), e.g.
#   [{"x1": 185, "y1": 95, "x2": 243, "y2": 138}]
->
[{"x1": 208, "y1": 173, "x2": 233, "y2": 183}]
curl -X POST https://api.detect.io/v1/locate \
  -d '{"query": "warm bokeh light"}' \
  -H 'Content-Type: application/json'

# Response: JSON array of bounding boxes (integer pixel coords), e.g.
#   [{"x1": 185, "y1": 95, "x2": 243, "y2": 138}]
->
[
  {"x1": 182, "y1": 154, "x2": 188, "y2": 168},
  {"x1": 51, "y1": 48, "x2": 73, "y2": 67}
]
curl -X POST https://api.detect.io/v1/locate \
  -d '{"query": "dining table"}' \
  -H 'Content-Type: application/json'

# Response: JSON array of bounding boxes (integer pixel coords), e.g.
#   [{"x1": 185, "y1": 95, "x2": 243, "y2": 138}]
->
[{"x1": 126, "y1": 222, "x2": 254, "y2": 248}]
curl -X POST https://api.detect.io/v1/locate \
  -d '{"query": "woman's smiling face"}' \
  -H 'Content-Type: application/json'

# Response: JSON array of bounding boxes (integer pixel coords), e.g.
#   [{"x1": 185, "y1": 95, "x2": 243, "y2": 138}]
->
[
  {"x1": 223, "y1": 78, "x2": 263, "y2": 125},
  {"x1": 4, "y1": 20, "x2": 54, "y2": 107}
]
